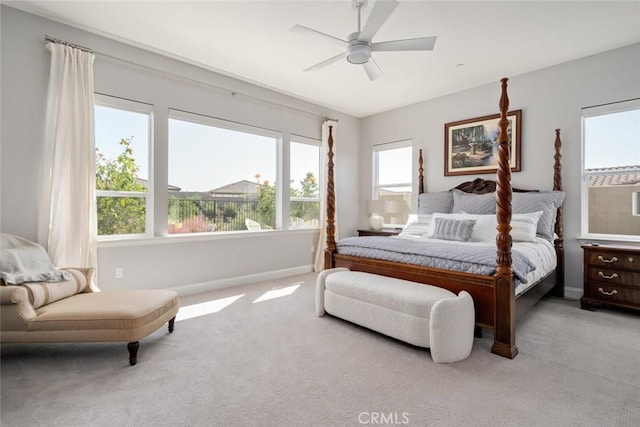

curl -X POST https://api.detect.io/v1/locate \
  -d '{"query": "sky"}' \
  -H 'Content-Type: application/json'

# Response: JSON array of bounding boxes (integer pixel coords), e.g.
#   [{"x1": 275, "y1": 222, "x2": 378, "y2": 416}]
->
[
  {"x1": 377, "y1": 145, "x2": 412, "y2": 190},
  {"x1": 584, "y1": 108, "x2": 640, "y2": 169},
  {"x1": 95, "y1": 106, "x2": 319, "y2": 193}
]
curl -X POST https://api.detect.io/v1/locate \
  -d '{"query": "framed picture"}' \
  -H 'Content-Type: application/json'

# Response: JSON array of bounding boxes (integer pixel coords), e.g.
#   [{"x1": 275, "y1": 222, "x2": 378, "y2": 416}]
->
[{"x1": 444, "y1": 110, "x2": 521, "y2": 176}]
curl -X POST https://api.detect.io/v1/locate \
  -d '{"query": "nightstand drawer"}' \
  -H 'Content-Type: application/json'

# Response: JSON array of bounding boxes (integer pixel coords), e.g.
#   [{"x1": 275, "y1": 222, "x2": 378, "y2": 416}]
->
[
  {"x1": 588, "y1": 268, "x2": 640, "y2": 288},
  {"x1": 587, "y1": 250, "x2": 638, "y2": 271},
  {"x1": 584, "y1": 282, "x2": 640, "y2": 306}
]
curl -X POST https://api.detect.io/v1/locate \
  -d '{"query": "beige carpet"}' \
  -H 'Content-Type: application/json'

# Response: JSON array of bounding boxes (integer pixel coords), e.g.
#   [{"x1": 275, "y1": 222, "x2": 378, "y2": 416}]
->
[{"x1": 2, "y1": 272, "x2": 639, "y2": 427}]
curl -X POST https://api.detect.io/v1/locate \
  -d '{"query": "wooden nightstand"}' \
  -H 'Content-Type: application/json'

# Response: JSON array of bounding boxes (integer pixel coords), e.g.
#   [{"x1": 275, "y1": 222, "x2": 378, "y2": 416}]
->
[
  {"x1": 581, "y1": 244, "x2": 640, "y2": 312},
  {"x1": 357, "y1": 229, "x2": 401, "y2": 237}
]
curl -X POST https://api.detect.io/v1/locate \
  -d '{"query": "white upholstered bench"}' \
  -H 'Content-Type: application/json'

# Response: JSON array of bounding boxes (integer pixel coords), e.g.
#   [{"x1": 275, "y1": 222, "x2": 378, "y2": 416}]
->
[{"x1": 316, "y1": 268, "x2": 475, "y2": 363}]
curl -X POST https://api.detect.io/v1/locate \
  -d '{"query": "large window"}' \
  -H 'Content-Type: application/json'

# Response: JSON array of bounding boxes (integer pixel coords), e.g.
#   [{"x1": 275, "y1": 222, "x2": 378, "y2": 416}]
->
[
  {"x1": 290, "y1": 137, "x2": 320, "y2": 229},
  {"x1": 582, "y1": 99, "x2": 640, "y2": 239},
  {"x1": 168, "y1": 111, "x2": 278, "y2": 233},
  {"x1": 94, "y1": 99, "x2": 321, "y2": 239},
  {"x1": 372, "y1": 141, "x2": 412, "y2": 226},
  {"x1": 94, "y1": 96, "x2": 152, "y2": 238}
]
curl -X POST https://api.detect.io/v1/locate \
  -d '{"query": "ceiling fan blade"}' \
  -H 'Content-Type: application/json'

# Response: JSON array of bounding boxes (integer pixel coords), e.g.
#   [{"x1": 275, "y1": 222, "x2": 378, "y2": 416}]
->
[
  {"x1": 371, "y1": 36, "x2": 437, "y2": 52},
  {"x1": 304, "y1": 52, "x2": 347, "y2": 72},
  {"x1": 290, "y1": 24, "x2": 349, "y2": 47},
  {"x1": 359, "y1": 0, "x2": 399, "y2": 43},
  {"x1": 363, "y1": 58, "x2": 383, "y2": 81}
]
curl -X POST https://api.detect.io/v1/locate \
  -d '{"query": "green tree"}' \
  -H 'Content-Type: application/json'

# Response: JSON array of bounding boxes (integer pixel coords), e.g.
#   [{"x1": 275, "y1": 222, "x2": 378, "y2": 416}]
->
[
  {"x1": 257, "y1": 179, "x2": 276, "y2": 228},
  {"x1": 299, "y1": 172, "x2": 318, "y2": 198},
  {"x1": 291, "y1": 172, "x2": 319, "y2": 221},
  {"x1": 96, "y1": 138, "x2": 146, "y2": 235}
]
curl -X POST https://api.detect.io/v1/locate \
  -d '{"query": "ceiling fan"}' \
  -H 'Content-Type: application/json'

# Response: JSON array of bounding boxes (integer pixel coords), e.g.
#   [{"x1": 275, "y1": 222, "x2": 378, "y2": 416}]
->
[{"x1": 291, "y1": 0, "x2": 437, "y2": 81}]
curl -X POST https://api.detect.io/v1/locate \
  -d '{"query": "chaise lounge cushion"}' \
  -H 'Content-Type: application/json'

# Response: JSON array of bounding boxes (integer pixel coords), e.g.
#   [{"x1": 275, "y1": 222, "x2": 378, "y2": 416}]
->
[{"x1": 2, "y1": 288, "x2": 179, "y2": 344}]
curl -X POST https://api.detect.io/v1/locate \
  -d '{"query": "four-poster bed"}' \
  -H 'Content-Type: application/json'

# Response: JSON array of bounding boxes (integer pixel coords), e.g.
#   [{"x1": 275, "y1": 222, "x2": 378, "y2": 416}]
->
[{"x1": 322, "y1": 78, "x2": 565, "y2": 359}]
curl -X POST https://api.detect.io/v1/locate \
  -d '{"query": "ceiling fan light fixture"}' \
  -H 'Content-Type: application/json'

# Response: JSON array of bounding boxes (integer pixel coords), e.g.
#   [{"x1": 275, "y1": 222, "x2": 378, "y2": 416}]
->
[
  {"x1": 347, "y1": 44, "x2": 371, "y2": 64},
  {"x1": 293, "y1": 0, "x2": 436, "y2": 79}
]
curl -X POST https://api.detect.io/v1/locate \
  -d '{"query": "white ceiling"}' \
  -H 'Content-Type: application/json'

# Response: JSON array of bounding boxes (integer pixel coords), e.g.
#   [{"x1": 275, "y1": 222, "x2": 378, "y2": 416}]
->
[{"x1": 8, "y1": 1, "x2": 640, "y2": 118}]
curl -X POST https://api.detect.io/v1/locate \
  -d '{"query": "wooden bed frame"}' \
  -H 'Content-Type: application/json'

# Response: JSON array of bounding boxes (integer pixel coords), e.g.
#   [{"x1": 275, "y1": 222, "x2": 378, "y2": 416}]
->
[{"x1": 323, "y1": 78, "x2": 564, "y2": 359}]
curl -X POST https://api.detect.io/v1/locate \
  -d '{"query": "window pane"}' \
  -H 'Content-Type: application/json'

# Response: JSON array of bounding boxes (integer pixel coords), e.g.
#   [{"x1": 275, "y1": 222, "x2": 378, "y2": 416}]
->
[
  {"x1": 95, "y1": 103, "x2": 150, "y2": 237},
  {"x1": 290, "y1": 140, "x2": 320, "y2": 228},
  {"x1": 378, "y1": 146, "x2": 412, "y2": 186},
  {"x1": 96, "y1": 196, "x2": 146, "y2": 235},
  {"x1": 95, "y1": 106, "x2": 149, "y2": 186},
  {"x1": 585, "y1": 109, "x2": 640, "y2": 169},
  {"x1": 584, "y1": 104, "x2": 640, "y2": 236},
  {"x1": 374, "y1": 144, "x2": 412, "y2": 225},
  {"x1": 168, "y1": 117, "x2": 277, "y2": 233}
]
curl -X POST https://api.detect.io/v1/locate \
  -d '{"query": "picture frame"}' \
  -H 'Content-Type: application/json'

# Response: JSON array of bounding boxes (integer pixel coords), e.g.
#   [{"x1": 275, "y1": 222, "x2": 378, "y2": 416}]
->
[{"x1": 444, "y1": 110, "x2": 522, "y2": 176}]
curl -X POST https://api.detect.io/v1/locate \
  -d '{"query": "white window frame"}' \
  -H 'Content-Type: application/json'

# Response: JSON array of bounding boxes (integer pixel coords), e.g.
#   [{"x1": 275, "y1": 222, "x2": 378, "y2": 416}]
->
[
  {"x1": 289, "y1": 135, "x2": 322, "y2": 229},
  {"x1": 372, "y1": 139, "x2": 413, "y2": 227},
  {"x1": 581, "y1": 98, "x2": 640, "y2": 242},
  {"x1": 168, "y1": 109, "x2": 282, "y2": 233},
  {"x1": 95, "y1": 94, "x2": 154, "y2": 240}
]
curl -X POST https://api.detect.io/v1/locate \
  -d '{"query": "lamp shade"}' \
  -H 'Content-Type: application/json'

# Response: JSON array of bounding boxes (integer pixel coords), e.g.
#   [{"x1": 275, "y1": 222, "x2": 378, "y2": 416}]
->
[{"x1": 368, "y1": 199, "x2": 386, "y2": 214}]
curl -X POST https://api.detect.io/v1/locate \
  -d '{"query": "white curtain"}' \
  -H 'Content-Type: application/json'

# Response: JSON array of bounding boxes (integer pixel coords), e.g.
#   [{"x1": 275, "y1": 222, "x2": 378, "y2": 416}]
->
[
  {"x1": 37, "y1": 42, "x2": 97, "y2": 270},
  {"x1": 314, "y1": 120, "x2": 339, "y2": 272}
]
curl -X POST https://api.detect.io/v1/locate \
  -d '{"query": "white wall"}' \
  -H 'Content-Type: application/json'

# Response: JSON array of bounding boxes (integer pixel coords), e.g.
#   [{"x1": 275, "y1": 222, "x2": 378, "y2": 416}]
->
[
  {"x1": 360, "y1": 43, "x2": 640, "y2": 297},
  {"x1": 3, "y1": 5, "x2": 638, "y2": 297},
  {"x1": 0, "y1": 6, "x2": 360, "y2": 293}
]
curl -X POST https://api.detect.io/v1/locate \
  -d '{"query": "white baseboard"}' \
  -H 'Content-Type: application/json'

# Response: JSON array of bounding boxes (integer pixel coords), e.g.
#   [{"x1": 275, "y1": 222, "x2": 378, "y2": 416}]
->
[
  {"x1": 564, "y1": 286, "x2": 583, "y2": 301},
  {"x1": 167, "y1": 265, "x2": 315, "y2": 296}
]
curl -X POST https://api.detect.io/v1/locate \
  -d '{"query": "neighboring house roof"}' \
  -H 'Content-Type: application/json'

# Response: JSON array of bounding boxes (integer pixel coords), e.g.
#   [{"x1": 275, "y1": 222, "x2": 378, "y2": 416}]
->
[
  {"x1": 169, "y1": 191, "x2": 217, "y2": 200},
  {"x1": 209, "y1": 180, "x2": 259, "y2": 196},
  {"x1": 136, "y1": 178, "x2": 181, "y2": 192},
  {"x1": 587, "y1": 165, "x2": 640, "y2": 187}
]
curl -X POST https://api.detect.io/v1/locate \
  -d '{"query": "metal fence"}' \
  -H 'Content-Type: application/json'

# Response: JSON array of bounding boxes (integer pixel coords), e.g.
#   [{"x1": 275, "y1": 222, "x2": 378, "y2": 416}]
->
[{"x1": 167, "y1": 196, "x2": 319, "y2": 233}]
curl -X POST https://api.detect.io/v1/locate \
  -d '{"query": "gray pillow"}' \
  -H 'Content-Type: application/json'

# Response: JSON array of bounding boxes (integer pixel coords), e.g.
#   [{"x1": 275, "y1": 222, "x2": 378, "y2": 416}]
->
[
  {"x1": 417, "y1": 191, "x2": 453, "y2": 214},
  {"x1": 512, "y1": 191, "x2": 565, "y2": 241},
  {"x1": 451, "y1": 189, "x2": 496, "y2": 214},
  {"x1": 431, "y1": 218, "x2": 476, "y2": 242}
]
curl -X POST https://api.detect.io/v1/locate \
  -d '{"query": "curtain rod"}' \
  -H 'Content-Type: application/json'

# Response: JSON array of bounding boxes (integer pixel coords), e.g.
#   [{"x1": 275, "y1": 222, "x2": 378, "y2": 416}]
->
[
  {"x1": 44, "y1": 35, "x2": 93, "y2": 53},
  {"x1": 42, "y1": 35, "x2": 340, "y2": 123}
]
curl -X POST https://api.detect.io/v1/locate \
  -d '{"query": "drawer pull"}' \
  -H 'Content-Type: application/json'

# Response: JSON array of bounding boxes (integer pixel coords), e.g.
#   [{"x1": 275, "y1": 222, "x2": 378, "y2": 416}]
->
[
  {"x1": 597, "y1": 256, "x2": 618, "y2": 263},
  {"x1": 598, "y1": 272, "x2": 619, "y2": 280},
  {"x1": 598, "y1": 287, "x2": 618, "y2": 296}
]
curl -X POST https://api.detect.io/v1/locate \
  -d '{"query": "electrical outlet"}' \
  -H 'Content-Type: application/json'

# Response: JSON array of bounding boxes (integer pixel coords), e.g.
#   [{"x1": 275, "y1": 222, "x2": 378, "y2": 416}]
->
[{"x1": 115, "y1": 267, "x2": 124, "y2": 279}]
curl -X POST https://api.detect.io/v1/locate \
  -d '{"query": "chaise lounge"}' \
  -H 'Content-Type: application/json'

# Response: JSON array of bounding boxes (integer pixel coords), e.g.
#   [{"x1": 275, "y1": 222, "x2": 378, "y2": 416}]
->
[{"x1": 1, "y1": 235, "x2": 179, "y2": 365}]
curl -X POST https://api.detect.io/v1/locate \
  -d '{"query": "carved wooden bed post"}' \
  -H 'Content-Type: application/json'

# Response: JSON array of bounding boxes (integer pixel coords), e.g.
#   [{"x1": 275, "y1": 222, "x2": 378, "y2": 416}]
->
[
  {"x1": 323, "y1": 125, "x2": 337, "y2": 270},
  {"x1": 492, "y1": 78, "x2": 517, "y2": 359},
  {"x1": 418, "y1": 149, "x2": 424, "y2": 195},
  {"x1": 552, "y1": 129, "x2": 565, "y2": 297}
]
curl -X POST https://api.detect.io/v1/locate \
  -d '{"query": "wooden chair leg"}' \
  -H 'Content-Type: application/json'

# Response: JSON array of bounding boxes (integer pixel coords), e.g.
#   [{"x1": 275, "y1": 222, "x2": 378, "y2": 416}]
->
[
  {"x1": 127, "y1": 341, "x2": 140, "y2": 366},
  {"x1": 168, "y1": 317, "x2": 175, "y2": 333}
]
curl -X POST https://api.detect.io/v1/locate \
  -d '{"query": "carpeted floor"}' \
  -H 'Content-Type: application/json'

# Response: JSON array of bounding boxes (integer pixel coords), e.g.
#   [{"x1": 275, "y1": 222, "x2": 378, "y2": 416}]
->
[{"x1": 2, "y1": 272, "x2": 639, "y2": 427}]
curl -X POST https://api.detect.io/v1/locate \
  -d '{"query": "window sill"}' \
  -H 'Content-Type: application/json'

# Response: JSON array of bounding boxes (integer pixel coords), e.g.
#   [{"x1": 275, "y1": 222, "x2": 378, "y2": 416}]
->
[
  {"x1": 98, "y1": 228, "x2": 320, "y2": 248},
  {"x1": 577, "y1": 235, "x2": 640, "y2": 246}
]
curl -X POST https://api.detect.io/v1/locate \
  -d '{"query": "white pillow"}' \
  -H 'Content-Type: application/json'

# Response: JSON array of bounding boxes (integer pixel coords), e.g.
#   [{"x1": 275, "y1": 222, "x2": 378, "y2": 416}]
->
[
  {"x1": 399, "y1": 214, "x2": 433, "y2": 237},
  {"x1": 511, "y1": 211, "x2": 544, "y2": 242}
]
